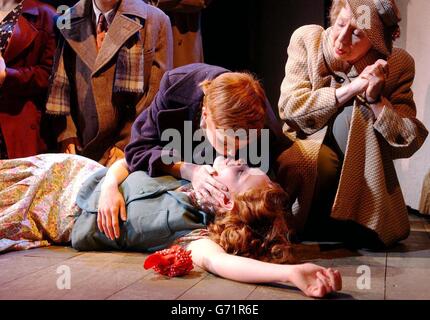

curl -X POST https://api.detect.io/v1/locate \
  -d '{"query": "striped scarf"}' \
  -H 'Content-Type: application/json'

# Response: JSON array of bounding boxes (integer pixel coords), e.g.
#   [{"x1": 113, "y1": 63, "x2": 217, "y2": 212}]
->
[{"x1": 46, "y1": 31, "x2": 145, "y2": 116}]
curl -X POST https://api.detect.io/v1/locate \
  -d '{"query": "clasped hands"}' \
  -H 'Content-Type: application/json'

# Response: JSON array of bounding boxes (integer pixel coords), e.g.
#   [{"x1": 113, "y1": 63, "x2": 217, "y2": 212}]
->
[{"x1": 350, "y1": 59, "x2": 388, "y2": 105}]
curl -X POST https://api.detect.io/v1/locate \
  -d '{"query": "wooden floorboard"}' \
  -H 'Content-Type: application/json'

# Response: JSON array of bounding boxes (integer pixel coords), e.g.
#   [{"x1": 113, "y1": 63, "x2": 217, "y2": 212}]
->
[
  {"x1": 385, "y1": 219, "x2": 430, "y2": 300},
  {"x1": 247, "y1": 284, "x2": 312, "y2": 300},
  {"x1": 315, "y1": 255, "x2": 387, "y2": 300},
  {"x1": 108, "y1": 268, "x2": 209, "y2": 300},
  {"x1": 0, "y1": 215, "x2": 428, "y2": 300},
  {"x1": 178, "y1": 274, "x2": 257, "y2": 300},
  {"x1": 0, "y1": 247, "x2": 80, "y2": 287},
  {"x1": 0, "y1": 251, "x2": 148, "y2": 300}
]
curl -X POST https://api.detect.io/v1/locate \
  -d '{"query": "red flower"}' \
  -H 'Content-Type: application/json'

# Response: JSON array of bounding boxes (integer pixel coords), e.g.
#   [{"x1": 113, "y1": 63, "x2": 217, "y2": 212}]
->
[{"x1": 143, "y1": 245, "x2": 194, "y2": 277}]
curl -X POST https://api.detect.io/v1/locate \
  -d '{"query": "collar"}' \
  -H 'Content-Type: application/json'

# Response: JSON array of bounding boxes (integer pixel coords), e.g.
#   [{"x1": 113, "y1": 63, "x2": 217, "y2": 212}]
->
[
  {"x1": 69, "y1": 0, "x2": 148, "y2": 21},
  {"x1": 92, "y1": 0, "x2": 116, "y2": 25}
]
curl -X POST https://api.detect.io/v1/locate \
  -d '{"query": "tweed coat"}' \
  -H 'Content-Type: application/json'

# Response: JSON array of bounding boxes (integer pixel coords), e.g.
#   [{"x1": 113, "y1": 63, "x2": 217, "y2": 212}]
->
[
  {"x1": 51, "y1": 0, "x2": 173, "y2": 162},
  {"x1": 278, "y1": 25, "x2": 428, "y2": 246},
  {"x1": 0, "y1": 0, "x2": 57, "y2": 158}
]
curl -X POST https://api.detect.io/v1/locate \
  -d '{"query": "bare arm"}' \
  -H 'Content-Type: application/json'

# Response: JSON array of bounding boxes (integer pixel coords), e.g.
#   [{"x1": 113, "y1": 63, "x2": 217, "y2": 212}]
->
[
  {"x1": 335, "y1": 78, "x2": 368, "y2": 107},
  {"x1": 101, "y1": 158, "x2": 130, "y2": 191},
  {"x1": 188, "y1": 238, "x2": 342, "y2": 298},
  {"x1": 98, "y1": 159, "x2": 130, "y2": 240}
]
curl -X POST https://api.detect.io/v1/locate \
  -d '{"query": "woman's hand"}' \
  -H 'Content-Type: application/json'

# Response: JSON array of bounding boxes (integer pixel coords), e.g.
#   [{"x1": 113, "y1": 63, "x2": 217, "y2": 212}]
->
[
  {"x1": 336, "y1": 74, "x2": 368, "y2": 107},
  {"x1": 97, "y1": 181, "x2": 127, "y2": 240},
  {"x1": 349, "y1": 74, "x2": 369, "y2": 96},
  {"x1": 361, "y1": 59, "x2": 388, "y2": 103},
  {"x1": 0, "y1": 54, "x2": 6, "y2": 87},
  {"x1": 289, "y1": 263, "x2": 342, "y2": 298},
  {"x1": 189, "y1": 164, "x2": 228, "y2": 205}
]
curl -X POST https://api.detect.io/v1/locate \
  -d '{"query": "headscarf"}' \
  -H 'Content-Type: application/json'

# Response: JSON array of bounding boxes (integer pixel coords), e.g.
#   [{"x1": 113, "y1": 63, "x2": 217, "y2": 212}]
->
[{"x1": 347, "y1": 0, "x2": 401, "y2": 56}]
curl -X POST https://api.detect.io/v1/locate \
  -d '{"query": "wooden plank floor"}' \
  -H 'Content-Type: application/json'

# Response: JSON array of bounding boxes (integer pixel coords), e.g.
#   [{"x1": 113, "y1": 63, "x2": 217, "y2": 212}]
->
[{"x1": 0, "y1": 215, "x2": 429, "y2": 300}]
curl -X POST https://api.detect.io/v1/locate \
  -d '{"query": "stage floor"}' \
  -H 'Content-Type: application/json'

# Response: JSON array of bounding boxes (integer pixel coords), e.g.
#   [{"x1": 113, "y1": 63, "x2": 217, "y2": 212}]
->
[{"x1": 1, "y1": 214, "x2": 429, "y2": 300}]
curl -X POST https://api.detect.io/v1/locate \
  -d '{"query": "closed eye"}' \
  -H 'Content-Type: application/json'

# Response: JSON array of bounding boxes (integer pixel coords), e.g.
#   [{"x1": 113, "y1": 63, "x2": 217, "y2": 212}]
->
[{"x1": 236, "y1": 165, "x2": 249, "y2": 178}]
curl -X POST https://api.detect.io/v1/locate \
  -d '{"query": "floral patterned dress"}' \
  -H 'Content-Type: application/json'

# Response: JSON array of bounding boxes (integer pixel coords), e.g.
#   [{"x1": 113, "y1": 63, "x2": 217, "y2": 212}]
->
[{"x1": 0, "y1": 154, "x2": 103, "y2": 252}]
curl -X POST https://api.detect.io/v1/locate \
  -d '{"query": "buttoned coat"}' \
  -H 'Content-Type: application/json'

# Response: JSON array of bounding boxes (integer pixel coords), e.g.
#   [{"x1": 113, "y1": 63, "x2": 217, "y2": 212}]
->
[
  {"x1": 278, "y1": 25, "x2": 428, "y2": 246},
  {"x1": 52, "y1": 0, "x2": 173, "y2": 161}
]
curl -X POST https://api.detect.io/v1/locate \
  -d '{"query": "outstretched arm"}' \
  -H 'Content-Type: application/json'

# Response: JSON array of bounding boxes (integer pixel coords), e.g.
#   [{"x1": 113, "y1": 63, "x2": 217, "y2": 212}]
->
[{"x1": 188, "y1": 238, "x2": 342, "y2": 298}]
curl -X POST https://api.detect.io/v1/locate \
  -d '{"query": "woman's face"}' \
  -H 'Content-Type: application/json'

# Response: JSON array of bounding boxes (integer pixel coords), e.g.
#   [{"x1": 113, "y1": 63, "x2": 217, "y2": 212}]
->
[
  {"x1": 331, "y1": 5, "x2": 372, "y2": 63},
  {"x1": 201, "y1": 108, "x2": 253, "y2": 157},
  {"x1": 212, "y1": 156, "x2": 270, "y2": 195}
]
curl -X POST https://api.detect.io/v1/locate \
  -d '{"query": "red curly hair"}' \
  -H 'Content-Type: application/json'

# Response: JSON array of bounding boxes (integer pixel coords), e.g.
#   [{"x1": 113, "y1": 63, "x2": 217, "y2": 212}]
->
[{"x1": 208, "y1": 181, "x2": 296, "y2": 264}]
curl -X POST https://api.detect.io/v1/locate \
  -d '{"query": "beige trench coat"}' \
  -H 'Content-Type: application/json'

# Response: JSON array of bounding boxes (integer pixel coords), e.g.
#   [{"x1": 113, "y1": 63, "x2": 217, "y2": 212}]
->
[{"x1": 277, "y1": 25, "x2": 428, "y2": 246}]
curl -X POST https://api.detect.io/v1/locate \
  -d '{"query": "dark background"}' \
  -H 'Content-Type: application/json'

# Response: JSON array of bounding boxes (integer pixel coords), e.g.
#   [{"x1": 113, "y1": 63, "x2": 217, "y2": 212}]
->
[
  {"x1": 202, "y1": 0, "x2": 331, "y2": 114},
  {"x1": 44, "y1": 0, "x2": 332, "y2": 113}
]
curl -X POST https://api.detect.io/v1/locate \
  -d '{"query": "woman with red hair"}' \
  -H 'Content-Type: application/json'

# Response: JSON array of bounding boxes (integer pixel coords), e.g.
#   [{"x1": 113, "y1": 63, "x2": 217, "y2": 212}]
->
[
  {"x1": 98, "y1": 63, "x2": 292, "y2": 242},
  {"x1": 0, "y1": 153, "x2": 342, "y2": 298}
]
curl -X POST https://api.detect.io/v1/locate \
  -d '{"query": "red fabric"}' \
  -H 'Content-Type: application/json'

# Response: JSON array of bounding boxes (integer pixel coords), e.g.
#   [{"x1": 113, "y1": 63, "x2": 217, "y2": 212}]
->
[
  {"x1": 143, "y1": 245, "x2": 193, "y2": 277},
  {"x1": 0, "y1": 104, "x2": 46, "y2": 158},
  {"x1": 0, "y1": 0, "x2": 57, "y2": 158}
]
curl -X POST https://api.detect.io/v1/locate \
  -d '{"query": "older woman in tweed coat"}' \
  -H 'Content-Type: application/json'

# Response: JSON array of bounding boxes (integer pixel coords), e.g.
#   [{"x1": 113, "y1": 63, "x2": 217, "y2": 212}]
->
[{"x1": 277, "y1": 0, "x2": 428, "y2": 247}]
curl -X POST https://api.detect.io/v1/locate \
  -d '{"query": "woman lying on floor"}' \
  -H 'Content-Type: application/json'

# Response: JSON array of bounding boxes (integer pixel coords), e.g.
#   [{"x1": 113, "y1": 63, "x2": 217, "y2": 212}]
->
[{"x1": 0, "y1": 154, "x2": 341, "y2": 298}]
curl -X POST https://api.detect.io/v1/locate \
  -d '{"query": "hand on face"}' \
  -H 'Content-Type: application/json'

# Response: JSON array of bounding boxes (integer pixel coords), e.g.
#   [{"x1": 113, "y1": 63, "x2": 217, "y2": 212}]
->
[
  {"x1": 190, "y1": 164, "x2": 229, "y2": 207},
  {"x1": 212, "y1": 156, "x2": 270, "y2": 195},
  {"x1": 190, "y1": 157, "x2": 270, "y2": 211}
]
